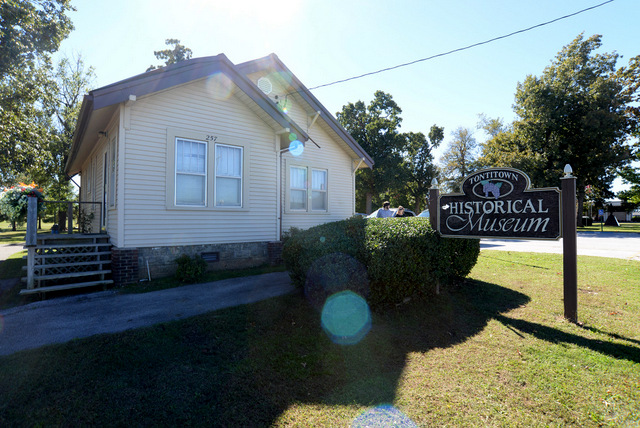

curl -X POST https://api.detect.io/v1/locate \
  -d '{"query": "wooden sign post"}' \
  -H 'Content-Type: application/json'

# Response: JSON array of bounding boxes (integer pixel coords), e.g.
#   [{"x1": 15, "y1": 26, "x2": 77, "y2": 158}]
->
[{"x1": 431, "y1": 166, "x2": 579, "y2": 323}]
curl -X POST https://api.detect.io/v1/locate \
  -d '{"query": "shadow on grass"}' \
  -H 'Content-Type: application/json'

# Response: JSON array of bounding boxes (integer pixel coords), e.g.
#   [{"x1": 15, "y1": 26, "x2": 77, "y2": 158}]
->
[
  {"x1": 495, "y1": 315, "x2": 640, "y2": 364},
  {"x1": 0, "y1": 279, "x2": 532, "y2": 426}
]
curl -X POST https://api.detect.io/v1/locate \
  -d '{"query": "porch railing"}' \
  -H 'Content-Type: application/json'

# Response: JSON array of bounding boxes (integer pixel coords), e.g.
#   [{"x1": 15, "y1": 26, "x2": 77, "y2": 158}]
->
[{"x1": 25, "y1": 197, "x2": 106, "y2": 290}]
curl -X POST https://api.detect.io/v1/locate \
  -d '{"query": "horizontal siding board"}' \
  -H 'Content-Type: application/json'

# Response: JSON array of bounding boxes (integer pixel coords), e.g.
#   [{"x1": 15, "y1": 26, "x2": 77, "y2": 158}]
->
[{"x1": 122, "y1": 77, "x2": 279, "y2": 247}]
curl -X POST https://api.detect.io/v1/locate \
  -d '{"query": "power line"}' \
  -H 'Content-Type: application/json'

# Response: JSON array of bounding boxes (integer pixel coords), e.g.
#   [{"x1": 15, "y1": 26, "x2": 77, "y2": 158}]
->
[{"x1": 308, "y1": 0, "x2": 615, "y2": 91}]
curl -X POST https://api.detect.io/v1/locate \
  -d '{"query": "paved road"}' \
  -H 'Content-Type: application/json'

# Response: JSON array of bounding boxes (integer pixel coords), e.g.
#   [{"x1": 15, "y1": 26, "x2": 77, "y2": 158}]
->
[
  {"x1": 480, "y1": 231, "x2": 640, "y2": 261},
  {"x1": 0, "y1": 271, "x2": 295, "y2": 356}
]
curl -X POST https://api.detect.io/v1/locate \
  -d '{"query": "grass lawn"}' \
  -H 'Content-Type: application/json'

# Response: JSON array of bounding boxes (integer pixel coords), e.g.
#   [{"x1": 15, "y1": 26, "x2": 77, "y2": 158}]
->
[
  {"x1": 0, "y1": 250, "x2": 638, "y2": 426},
  {"x1": 578, "y1": 222, "x2": 640, "y2": 233}
]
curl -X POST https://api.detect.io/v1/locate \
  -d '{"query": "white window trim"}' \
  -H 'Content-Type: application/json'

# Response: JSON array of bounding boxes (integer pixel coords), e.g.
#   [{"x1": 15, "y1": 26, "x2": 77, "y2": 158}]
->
[
  {"x1": 214, "y1": 143, "x2": 243, "y2": 208},
  {"x1": 165, "y1": 128, "x2": 251, "y2": 211},
  {"x1": 285, "y1": 160, "x2": 330, "y2": 214},
  {"x1": 175, "y1": 137, "x2": 208, "y2": 207},
  {"x1": 108, "y1": 136, "x2": 117, "y2": 208}
]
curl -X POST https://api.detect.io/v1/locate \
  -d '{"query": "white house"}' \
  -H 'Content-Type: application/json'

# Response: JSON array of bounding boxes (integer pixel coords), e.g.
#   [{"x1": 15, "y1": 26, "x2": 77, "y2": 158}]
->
[{"x1": 65, "y1": 53, "x2": 373, "y2": 283}]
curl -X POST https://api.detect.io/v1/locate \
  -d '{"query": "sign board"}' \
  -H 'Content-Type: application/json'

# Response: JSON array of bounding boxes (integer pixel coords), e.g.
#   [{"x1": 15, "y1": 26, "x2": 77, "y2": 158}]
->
[{"x1": 438, "y1": 168, "x2": 561, "y2": 240}]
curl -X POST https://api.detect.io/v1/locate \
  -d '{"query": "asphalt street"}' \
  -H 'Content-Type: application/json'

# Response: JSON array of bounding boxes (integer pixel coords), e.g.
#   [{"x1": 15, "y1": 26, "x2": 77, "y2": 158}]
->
[{"x1": 480, "y1": 231, "x2": 640, "y2": 261}]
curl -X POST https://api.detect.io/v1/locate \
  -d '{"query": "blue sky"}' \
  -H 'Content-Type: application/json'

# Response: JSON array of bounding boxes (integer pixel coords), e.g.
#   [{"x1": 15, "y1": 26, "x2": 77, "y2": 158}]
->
[{"x1": 56, "y1": 0, "x2": 639, "y2": 190}]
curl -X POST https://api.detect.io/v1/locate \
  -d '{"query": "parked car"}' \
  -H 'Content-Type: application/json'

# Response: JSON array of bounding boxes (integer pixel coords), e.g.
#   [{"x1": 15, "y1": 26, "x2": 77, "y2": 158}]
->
[
  {"x1": 417, "y1": 209, "x2": 430, "y2": 218},
  {"x1": 366, "y1": 208, "x2": 416, "y2": 218}
]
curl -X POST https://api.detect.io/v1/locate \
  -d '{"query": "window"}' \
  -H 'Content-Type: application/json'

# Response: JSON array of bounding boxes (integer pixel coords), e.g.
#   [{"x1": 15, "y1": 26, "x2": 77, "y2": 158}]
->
[
  {"x1": 175, "y1": 138, "x2": 207, "y2": 206},
  {"x1": 215, "y1": 143, "x2": 243, "y2": 207},
  {"x1": 311, "y1": 169, "x2": 327, "y2": 210},
  {"x1": 109, "y1": 137, "x2": 117, "y2": 207},
  {"x1": 290, "y1": 166, "x2": 307, "y2": 210},
  {"x1": 289, "y1": 166, "x2": 328, "y2": 212}
]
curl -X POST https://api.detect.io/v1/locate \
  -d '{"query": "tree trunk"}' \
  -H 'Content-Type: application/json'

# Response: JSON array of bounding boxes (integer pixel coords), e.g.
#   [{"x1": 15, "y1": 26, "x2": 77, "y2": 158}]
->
[
  {"x1": 366, "y1": 193, "x2": 373, "y2": 214},
  {"x1": 11, "y1": 220, "x2": 16, "y2": 231}
]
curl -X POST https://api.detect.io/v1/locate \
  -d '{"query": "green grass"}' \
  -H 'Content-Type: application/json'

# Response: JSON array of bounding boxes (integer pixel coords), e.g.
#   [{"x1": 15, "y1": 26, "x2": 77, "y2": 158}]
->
[
  {"x1": 578, "y1": 222, "x2": 640, "y2": 233},
  {"x1": 0, "y1": 251, "x2": 638, "y2": 426}
]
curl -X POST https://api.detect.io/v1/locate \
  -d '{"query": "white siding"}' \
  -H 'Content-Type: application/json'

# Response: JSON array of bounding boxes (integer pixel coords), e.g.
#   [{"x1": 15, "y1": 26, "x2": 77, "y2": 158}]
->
[
  {"x1": 281, "y1": 123, "x2": 356, "y2": 232},
  {"x1": 122, "y1": 77, "x2": 280, "y2": 248}
]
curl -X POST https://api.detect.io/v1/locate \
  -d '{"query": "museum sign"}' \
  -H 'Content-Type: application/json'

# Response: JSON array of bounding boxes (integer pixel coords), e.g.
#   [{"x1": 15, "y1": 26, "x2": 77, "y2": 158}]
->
[{"x1": 438, "y1": 168, "x2": 561, "y2": 240}]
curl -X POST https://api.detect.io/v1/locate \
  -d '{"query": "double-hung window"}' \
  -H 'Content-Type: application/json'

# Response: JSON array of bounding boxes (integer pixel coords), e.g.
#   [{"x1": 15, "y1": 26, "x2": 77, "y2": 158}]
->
[
  {"x1": 215, "y1": 143, "x2": 242, "y2": 207},
  {"x1": 175, "y1": 138, "x2": 207, "y2": 206},
  {"x1": 289, "y1": 166, "x2": 328, "y2": 212},
  {"x1": 290, "y1": 166, "x2": 307, "y2": 210},
  {"x1": 311, "y1": 169, "x2": 327, "y2": 211}
]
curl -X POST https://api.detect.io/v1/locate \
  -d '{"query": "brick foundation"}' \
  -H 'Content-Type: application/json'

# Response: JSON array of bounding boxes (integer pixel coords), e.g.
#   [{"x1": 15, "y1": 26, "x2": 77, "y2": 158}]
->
[
  {"x1": 111, "y1": 247, "x2": 139, "y2": 287},
  {"x1": 267, "y1": 241, "x2": 283, "y2": 266},
  {"x1": 137, "y1": 242, "x2": 270, "y2": 280}
]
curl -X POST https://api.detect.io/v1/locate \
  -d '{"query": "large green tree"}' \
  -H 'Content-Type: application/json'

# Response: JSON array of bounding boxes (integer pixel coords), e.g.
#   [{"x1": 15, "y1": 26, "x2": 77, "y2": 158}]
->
[
  {"x1": 402, "y1": 125, "x2": 443, "y2": 212},
  {"x1": 439, "y1": 127, "x2": 478, "y2": 192},
  {"x1": 480, "y1": 34, "x2": 639, "y2": 225},
  {"x1": 146, "y1": 39, "x2": 193, "y2": 72},
  {"x1": 0, "y1": 0, "x2": 75, "y2": 187},
  {"x1": 337, "y1": 91, "x2": 408, "y2": 213},
  {"x1": 0, "y1": 0, "x2": 74, "y2": 78}
]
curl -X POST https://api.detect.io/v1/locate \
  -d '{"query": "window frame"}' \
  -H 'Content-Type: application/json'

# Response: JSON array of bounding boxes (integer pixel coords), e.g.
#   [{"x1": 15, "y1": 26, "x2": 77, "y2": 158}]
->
[
  {"x1": 165, "y1": 128, "x2": 251, "y2": 211},
  {"x1": 214, "y1": 143, "x2": 243, "y2": 208},
  {"x1": 286, "y1": 161, "x2": 330, "y2": 214},
  {"x1": 175, "y1": 137, "x2": 208, "y2": 207}
]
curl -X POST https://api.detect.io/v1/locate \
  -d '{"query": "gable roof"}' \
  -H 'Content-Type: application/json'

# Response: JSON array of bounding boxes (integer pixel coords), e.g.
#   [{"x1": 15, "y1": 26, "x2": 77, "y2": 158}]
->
[
  {"x1": 237, "y1": 54, "x2": 374, "y2": 168},
  {"x1": 66, "y1": 53, "x2": 373, "y2": 176}
]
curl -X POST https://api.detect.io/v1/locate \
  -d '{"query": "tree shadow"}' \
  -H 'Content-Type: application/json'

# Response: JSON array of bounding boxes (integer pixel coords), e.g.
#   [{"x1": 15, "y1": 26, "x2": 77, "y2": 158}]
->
[
  {"x1": 494, "y1": 315, "x2": 640, "y2": 364},
  {"x1": 210, "y1": 278, "x2": 532, "y2": 424}
]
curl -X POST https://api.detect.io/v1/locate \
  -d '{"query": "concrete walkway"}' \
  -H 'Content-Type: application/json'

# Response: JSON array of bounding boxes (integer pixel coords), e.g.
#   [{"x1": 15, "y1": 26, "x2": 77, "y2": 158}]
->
[{"x1": 0, "y1": 271, "x2": 295, "y2": 356}]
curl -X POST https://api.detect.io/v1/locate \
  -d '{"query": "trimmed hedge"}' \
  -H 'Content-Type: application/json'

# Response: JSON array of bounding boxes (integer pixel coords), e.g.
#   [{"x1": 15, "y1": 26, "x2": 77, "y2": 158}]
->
[{"x1": 282, "y1": 216, "x2": 480, "y2": 308}]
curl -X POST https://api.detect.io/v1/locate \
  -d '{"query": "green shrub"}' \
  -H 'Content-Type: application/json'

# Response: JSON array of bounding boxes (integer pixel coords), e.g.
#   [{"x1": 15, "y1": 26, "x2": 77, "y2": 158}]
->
[
  {"x1": 282, "y1": 217, "x2": 480, "y2": 309},
  {"x1": 175, "y1": 255, "x2": 207, "y2": 283}
]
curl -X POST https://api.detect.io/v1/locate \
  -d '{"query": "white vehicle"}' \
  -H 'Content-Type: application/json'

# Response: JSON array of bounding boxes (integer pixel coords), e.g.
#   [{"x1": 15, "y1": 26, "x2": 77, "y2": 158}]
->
[{"x1": 366, "y1": 208, "x2": 416, "y2": 218}]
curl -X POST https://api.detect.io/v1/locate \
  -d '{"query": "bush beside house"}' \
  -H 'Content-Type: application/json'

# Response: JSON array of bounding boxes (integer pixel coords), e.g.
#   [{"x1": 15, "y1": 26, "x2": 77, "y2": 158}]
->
[{"x1": 282, "y1": 216, "x2": 480, "y2": 308}]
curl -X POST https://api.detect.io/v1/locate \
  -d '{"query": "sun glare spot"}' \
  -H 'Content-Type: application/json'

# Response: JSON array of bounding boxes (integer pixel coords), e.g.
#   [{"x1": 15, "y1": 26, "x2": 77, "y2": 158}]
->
[
  {"x1": 289, "y1": 140, "x2": 304, "y2": 156},
  {"x1": 321, "y1": 291, "x2": 371, "y2": 345},
  {"x1": 352, "y1": 404, "x2": 418, "y2": 427},
  {"x1": 205, "y1": 72, "x2": 234, "y2": 100}
]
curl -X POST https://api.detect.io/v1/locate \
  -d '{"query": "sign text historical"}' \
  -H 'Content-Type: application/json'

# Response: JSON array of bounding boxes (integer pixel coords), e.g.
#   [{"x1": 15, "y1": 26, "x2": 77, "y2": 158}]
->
[{"x1": 438, "y1": 168, "x2": 561, "y2": 240}]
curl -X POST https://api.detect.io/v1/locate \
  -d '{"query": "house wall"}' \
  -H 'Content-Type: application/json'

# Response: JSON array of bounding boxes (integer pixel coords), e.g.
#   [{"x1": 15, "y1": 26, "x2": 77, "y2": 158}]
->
[
  {"x1": 76, "y1": 71, "x2": 360, "y2": 281},
  {"x1": 244, "y1": 70, "x2": 358, "y2": 233},
  {"x1": 121, "y1": 76, "x2": 280, "y2": 251}
]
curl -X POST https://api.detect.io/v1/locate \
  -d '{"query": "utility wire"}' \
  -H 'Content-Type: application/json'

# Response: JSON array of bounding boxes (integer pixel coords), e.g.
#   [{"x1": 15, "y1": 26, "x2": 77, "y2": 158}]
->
[{"x1": 308, "y1": 0, "x2": 615, "y2": 91}]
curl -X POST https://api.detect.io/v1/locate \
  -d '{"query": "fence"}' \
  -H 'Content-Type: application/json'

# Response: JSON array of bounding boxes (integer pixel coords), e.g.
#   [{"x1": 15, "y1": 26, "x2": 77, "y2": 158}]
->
[{"x1": 27, "y1": 199, "x2": 104, "y2": 239}]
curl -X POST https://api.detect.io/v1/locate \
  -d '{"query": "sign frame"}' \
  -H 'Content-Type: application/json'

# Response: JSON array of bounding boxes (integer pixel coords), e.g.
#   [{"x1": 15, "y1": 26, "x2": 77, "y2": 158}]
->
[{"x1": 437, "y1": 167, "x2": 562, "y2": 241}]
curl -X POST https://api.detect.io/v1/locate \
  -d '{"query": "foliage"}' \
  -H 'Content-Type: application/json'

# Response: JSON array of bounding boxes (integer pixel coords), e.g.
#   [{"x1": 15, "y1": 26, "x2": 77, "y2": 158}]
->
[
  {"x1": 0, "y1": 0, "x2": 74, "y2": 78},
  {"x1": 0, "y1": 182, "x2": 44, "y2": 226},
  {"x1": 479, "y1": 34, "x2": 639, "y2": 226},
  {"x1": 439, "y1": 127, "x2": 479, "y2": 192},
  {"x1": 146, "y1": 39, "x2": 193, "y2": 72},
  {"x1": 282, "y1": 216, "x2": 480, "y2": 308},
  {"x1": 174, "y1": 254, "x2": 207, "y2": 284},
  {"x1": 337, "y1": 91, "x2": 408, "y2": 213},
  {"x1": 402, "y1": 125, "x2": 442, "y2": 212}
]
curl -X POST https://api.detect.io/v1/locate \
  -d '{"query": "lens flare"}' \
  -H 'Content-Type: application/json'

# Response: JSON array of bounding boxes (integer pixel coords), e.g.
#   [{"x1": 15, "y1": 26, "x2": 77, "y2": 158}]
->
[
  {"x1": 204, "y1": 72, "x2": 234, "y2": 100},
  {"x1": 289, "y1": 140, "x2": 304, "y2": 156},
  {"x1": 352, "y1": 404, "x2": 418, "y2": 427},
  {"x1": 319, "y1": 236, "x2": 326, "y2": 243},
  {"x1": 321, "y1": 291, "x2": 371, "y2": 345}
]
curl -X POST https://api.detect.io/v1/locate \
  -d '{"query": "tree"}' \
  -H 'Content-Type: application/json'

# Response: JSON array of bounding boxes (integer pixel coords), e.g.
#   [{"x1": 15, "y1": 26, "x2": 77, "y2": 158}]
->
[
  {"x1": 440, "y1": 127, "x2": 478, "y2": 192},
  {"x1": 480, "y1": 34, "x2": 639, "y2": 226},
  {"x1": 337, "y1": 91, "x2": 408, "y2": 213},
  {"x1": 402, "y1": 125, "x2": 443, "y2": 212},
  {"x1": 0, "y1": 0, "x2": 74, "y2": 78},
  {"x1": 0, "y1": 0, "x2": 75, "y2": 187},
  {"x1": 146, "y1": 39, "x2": 193, "y2": 72}
]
